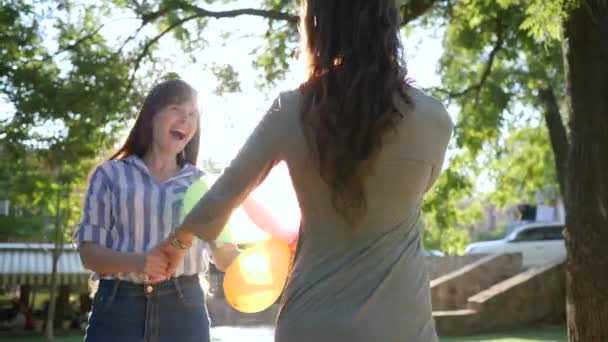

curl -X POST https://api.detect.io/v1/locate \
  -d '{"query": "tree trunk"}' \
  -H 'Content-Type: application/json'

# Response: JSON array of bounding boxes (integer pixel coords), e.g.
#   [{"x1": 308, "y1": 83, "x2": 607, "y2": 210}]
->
[
  {"x1": 45, "y1": 185, "x2": 63, "y2": 341},
  {"x1": 19, "y1": 284, "x2": 34, "y2": 330},
  {"x1": 539, "y1": 87, "x2": 569, "y2": 198},
  {"x1": 562, "y1": 1, "x2": 608, "y2": 341},
  {"x1": 19, "y1": 284, "x2": 31, "y2": 308},
  {"x1": 45, "y1": 250, "x2": 60, "y2": 341}
]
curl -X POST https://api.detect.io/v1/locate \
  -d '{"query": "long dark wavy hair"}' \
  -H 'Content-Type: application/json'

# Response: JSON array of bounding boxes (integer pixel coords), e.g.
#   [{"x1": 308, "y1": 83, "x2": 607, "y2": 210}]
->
[
  {"x1": 299, "y1": 0, "x2": 411, "y2": 223},
  {"x1": 110, "y1": 79, "x2": 200, "y2": 166}
]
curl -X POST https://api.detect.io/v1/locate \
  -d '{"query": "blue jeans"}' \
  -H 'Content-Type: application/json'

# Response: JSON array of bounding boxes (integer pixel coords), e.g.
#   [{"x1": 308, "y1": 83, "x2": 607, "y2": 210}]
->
[{"x1": 85, "y1": 275, "x2": 211, "y2": 342}]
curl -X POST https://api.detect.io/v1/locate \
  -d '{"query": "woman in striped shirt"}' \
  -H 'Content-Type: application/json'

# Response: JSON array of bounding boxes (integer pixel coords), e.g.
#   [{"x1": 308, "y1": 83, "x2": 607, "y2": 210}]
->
[{"x1": 77, "y1": 79, "x2": 237, "y2": 342}]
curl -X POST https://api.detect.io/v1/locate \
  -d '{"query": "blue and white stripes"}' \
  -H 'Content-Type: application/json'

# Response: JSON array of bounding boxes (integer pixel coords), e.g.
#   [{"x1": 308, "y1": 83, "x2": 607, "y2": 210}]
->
[{"x1": 77, "y1": 155, "x2": 210, "y2": 283}]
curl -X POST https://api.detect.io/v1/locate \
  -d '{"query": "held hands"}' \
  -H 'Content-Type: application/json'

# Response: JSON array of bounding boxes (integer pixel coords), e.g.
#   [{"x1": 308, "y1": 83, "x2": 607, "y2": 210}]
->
[
  {"x1": 140, "y1": 228, "x2": 191, "y2": 282},
  {"x1": 158, "y1": 239, "x2": 187, "y2": 278},
  {"x1": 139, "y1": 240, "x2": 185, "y2": 283},
  {"x1": 143, "y1": 238, "x2": 241, "y2": 283},
  {"x1": 138, "y1": 248, "x2": 171, "y2": 283}
]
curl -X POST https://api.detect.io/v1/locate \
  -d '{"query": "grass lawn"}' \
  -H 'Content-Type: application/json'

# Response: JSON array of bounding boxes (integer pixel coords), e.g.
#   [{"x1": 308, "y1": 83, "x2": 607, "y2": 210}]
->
[
  {"x1": 441, "y1": 326, "x2": 567, "y2": 342},
  {"x1": 0, "y1": 326, "x2": 567, "y2": 342},
  {"x1": 0, "y1": 336, "x2": 82, "y2": 342}
]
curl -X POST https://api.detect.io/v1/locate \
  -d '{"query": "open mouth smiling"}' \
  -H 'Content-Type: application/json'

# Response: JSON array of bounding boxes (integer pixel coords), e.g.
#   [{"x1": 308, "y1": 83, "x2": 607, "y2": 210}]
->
[{"x1": 170, "y1": 129, "x2": 186, "y2": 141}]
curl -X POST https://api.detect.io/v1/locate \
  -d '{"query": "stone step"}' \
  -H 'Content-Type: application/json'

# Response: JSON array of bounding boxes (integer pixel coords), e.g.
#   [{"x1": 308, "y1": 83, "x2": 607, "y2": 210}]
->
[
  {"x1": 433, "y1": 309, "x2": 479, "y2": 336},
  {"x1": 431, "y1": 253, "x2": 523, "y2": 310},
  {"x1": 464, "y1": 261, "x2": 566, "y2": 333}
]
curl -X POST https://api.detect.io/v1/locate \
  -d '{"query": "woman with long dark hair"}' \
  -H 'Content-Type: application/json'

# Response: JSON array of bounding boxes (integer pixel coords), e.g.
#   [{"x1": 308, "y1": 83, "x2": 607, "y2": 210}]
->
[
  {"x1": 76, "y1": 79, "x2": 237, "y2": 342},
  {"x1": 161, "y1": 1, "x2": 452, "y2": 340}
]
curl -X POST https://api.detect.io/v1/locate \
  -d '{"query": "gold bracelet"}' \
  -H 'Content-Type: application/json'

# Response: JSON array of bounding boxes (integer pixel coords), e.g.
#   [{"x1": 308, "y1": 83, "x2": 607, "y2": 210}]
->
[{"x1": 168, "y1": 230, "x2": 192, "y2": 250}]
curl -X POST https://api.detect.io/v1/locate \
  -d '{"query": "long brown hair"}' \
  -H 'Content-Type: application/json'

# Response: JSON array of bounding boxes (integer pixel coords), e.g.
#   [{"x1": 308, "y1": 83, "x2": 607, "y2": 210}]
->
[
  {"x1": 110, "y1": 79, "x2": 200, "y2": 166},
  {"x1": 299, "y1": 0, "x2": 411, "y2": 223}
]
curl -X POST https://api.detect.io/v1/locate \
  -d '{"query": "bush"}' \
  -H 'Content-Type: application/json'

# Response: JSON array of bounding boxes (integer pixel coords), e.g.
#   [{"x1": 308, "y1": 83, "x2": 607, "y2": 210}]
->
[
  {"x1": 0, "y1": 215, "x2": 46, "y2": 242},
  {"x1": 470, "y1": 224, "x2": 508, "y2": 242}
]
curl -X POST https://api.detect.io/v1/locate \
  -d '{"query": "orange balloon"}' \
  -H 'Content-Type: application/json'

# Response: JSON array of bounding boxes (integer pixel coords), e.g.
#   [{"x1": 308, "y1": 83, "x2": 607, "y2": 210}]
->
[{"x1": 223, "y1": 238, "x2": 291, "y2": 313}]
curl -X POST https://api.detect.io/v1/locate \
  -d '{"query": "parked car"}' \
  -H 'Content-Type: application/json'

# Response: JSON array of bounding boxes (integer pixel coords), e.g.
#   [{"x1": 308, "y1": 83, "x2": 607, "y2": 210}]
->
[
  {"x1": 464, "y1": 222, "x2": 566, "y2": 268},
  {"x1": 424, "y1": 249, "x2": 445, "y2": 257}
]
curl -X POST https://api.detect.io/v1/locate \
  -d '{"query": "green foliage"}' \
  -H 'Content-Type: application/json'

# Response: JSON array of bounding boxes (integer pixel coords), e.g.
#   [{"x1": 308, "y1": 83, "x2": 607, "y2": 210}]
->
[
  {"x1": 422, "y1": 221, "x2": 471, "y2": 256},
  {"x1": 0, "y1": 0, "x2": 144, "y2": 242},
  {"x1": 485, "y1": 125, "x2": 558, "y2": 206},
  {"x1": 419, "y1": 0, "x2": 571, "y2": 252},
  {"x1": 253, "y1": 21, "x2": 298, "y2": 91},
  {"x1": 0, "y1": 0, "x2": 576, "y2": 252},
  {"x1": 470, "y1": 223, "x2": 508, "y2": 243},
  {"x1": 0, "y1": 215, "x2": 46, "y2": 242},
  {"x1": 520, "y1": 0, "x2": 565, "y2": 43},
  {"x1": 421, "y1": 153, "x2": 483, "y2": 255},
  {"x1": 209, "y1": 64, "x2": 242, "y2": 95}
]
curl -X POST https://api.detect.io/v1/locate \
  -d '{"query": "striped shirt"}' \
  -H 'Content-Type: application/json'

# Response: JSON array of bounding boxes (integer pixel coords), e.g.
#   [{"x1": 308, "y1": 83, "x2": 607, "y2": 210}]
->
[{"x1": 76, "y1": 155, "x2": 210, "y2": 283}]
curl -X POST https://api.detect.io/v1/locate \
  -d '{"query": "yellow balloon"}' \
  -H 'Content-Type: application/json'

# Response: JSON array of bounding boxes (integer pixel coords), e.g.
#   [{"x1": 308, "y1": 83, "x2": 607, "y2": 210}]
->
[{"x1": 223, "y1": 238, "x2": 292, "y2": 313}]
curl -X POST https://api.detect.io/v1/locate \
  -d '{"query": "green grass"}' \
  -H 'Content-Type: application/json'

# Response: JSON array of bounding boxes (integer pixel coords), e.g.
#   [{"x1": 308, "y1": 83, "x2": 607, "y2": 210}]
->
[
  {"x1": 441, "y1": 326, "x2": 567, "y2": 342},
  {"x1": 0, "y1": 326, "x2": 567, "y2": 342},
  {"x1": 0, "y1": 336, "x2": 82, "y2": 342}
]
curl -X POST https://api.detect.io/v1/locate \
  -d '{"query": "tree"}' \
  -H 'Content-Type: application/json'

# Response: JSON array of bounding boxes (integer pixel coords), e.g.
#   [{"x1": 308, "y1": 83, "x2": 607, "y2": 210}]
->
[
  {"x1": 429, "y1": 0, "x2": 608, "y2": 337},
  {"x1": 561, "y1": 1, "x2": 608, "y2": 339},
  {"x1": 1, "y1": 1, "x2": 143, "y2": 339},
  {"x1": 125, "y1": 1, "x2": 605, "y2": 337},
  {"x1": 3, "y1": 0, "x2": 606, "y2": 338}
]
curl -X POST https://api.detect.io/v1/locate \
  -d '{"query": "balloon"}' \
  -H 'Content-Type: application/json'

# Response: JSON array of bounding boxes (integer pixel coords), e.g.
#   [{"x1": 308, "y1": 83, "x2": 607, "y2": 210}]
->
[
  {"x1": 244, "y1": 162, "x2": 300, "y2": 240},
  {"x1": 288, "y1": 238, "x2": 298, "y2": 252},
  {"x1": 216, "y1": 207, "x2": 270, "y2": 244},
  {"x1": 223, "y1": 238, "x2": 291, "y2": 313},
  {"x1": 182, "y1": 176, "x2": 269, "y2": 244},
  {"x1": 242, "y1": 197, "x2": 298, "y2": 242},
  {"x1": 182, "y1": 178, "x2": 209, "y2": 218}
]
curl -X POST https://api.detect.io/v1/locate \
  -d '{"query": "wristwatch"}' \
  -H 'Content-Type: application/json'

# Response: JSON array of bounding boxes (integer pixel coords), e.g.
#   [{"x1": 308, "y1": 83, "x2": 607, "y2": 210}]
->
[{"x1": 168, "y1": 230, "x2": 192, "y2": 250}]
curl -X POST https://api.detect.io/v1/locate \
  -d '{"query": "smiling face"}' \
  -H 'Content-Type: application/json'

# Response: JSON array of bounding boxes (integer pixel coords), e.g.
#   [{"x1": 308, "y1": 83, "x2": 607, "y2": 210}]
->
[
  {"x1": 110, "y1": 79, "x2": 202, "y2": 165},
  {"x1": 151, "y1": 99, "x2": 200, "y2": 156}
]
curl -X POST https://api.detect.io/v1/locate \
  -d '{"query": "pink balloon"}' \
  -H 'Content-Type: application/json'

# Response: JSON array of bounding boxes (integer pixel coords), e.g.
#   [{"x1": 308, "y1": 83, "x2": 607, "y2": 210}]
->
[
  {"x1": 243, "y1": 162, "x2": 300, "y2": 241},
  {"x1": 242, "y1": 196, "x2": 298, "y2": 242}
]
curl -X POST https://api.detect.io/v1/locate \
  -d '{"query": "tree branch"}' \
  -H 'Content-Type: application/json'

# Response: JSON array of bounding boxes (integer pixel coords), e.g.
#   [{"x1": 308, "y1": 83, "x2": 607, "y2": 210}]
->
[
  {"x1": 400, "y1": 0, "x2": 443, "y2": 25},
  {"x1": 117, "y1": 21, "x2": 147, "y2": 55},
  {"x1": 54, "y1": 0, "x2": 441, "y2": 70},
  {"x1": 140, "y1": 0, "x2": 441, "y2": 28},
  {"x1": 141, "y1": 3, "x2": 297, "y2": 25},
  {"x1": 433, "y1": 15, "x2": 505, "y2": 100},
  {"x1": 126, "y1": 14, "x2": 200, "y2": 91},
  {"x1": 140, "y1": 6, "x2": 176, "y2": 24},
  {"x1": 40, "y1": 23, "x2": 107, "y2": 62},
  {"x1": 539, "y1": 87, "x2": 570, "y2": 199},
  {"x1": 123, "y1": 1, "x2": 441, "y2": 87},
  {"x1": 183, "y1": 4, "x2": 297, "y2": 22}
]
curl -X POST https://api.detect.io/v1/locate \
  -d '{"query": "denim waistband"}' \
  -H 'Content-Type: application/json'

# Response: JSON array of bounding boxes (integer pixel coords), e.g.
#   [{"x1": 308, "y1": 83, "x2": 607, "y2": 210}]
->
[{"x1": 98, "y1": 274, "x2": 201, "y2": 298}]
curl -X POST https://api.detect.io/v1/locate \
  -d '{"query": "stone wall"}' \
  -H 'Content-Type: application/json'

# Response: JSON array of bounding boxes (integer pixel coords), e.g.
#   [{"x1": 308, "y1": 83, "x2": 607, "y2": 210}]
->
[
  {"x1": 425, "y1": 255, "x2": 485, "y2": 280},
  {"x1": 430, "y1": 253, "x2": 522, "y2": 310},
  {"x1": 468, "y1": 261, "x2": 566, "y2": 331},
  {"x1": 434, "y1": 261, "x2": 566, "y2": 336}
]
